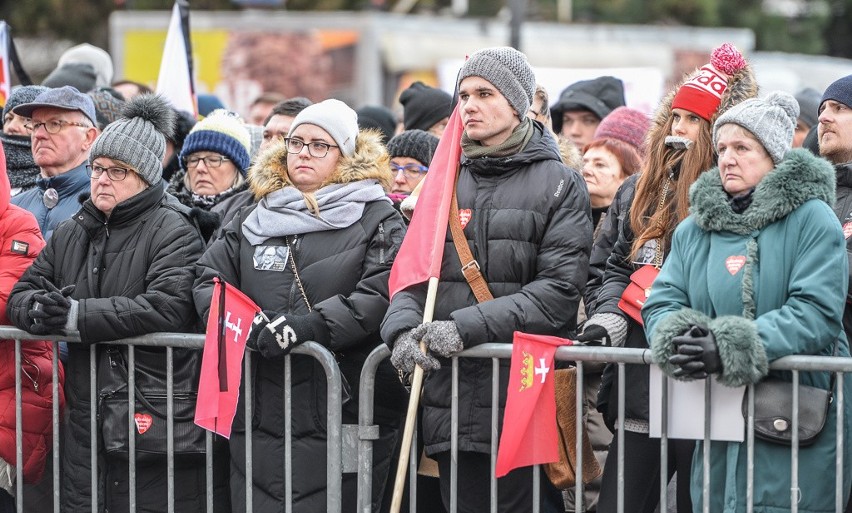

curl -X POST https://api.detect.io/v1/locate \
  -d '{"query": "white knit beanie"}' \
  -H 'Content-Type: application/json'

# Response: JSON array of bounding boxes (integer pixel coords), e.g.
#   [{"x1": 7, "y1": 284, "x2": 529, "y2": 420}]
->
[{"x1": 288, "y1": 99, "x2": 359, "y2": 157}]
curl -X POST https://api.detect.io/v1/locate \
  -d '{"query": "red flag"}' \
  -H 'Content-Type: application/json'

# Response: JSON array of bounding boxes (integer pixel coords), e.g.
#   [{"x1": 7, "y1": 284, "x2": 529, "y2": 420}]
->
[
  {"x1": 387, "y1": 104, "x2": 463, "y2": 300},
  {"x1": 195, "y1": 277, "x2": 259, "y2": 438},
  {"x1": 495, "y1": 332, "x2": 571, "y2": 477}
]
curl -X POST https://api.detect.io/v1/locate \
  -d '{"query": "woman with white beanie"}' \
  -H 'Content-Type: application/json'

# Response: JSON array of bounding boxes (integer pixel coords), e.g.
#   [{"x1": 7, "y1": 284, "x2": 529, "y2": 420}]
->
[
  {"x1": 644, "y1": 91, "x2": 852, "y2": 512},
  {"x1": 194, "y1": 98, "x2": 408, "y2": 512}
]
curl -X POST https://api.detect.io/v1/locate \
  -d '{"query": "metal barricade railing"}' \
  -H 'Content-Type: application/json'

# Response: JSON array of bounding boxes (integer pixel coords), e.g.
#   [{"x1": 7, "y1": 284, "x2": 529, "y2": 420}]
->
[
  {"x1": 0, "y1": 326, "x2": 346, "y2": 513},
  {"x1": 356, "y1": 342, "x2": 852, "y2": 513}
]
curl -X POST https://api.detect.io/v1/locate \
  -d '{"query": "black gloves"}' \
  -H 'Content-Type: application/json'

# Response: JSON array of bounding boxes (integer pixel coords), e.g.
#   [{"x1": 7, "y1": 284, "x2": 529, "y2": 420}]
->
[
  {"x1": 668, "y1": 325, "x2": 722, "y2": 379},
  {"x1": 28, "y1": 277, "x2": 76, "y2": 335},
  {"x1": 575, "y1": 313, "x2": 628, "y2": 346},
  {"x1": 246, "y1": 310, "x2": 315, "y2": 359}
]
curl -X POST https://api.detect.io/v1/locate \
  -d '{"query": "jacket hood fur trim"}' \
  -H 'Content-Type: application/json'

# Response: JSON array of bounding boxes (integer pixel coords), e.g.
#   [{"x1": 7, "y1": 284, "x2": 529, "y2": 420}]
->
[
  {"x1": 248, "y1": 129, "x2": 391, "y2": 200},
  {"x1": 689, "y1": 148, "x2": 836, "y2": 235}
]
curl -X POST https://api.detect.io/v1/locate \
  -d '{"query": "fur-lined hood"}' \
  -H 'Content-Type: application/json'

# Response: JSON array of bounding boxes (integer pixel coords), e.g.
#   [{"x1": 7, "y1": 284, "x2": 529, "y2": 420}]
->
[
  {"x1": 645, "y1": 64, "x2": 759, "y2": 155},
  {"x1": 689, "y1": 149, "x2": 836, "y2": 234},
  {"x1": 248, "y1": 129, "x2": 391, "y2": 200}
]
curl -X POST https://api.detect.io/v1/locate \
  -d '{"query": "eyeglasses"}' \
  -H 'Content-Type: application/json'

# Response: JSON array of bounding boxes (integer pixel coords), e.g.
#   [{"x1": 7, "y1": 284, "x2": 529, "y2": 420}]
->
[
  {"x1": 284, "y1": 138, "x2": 339, "y2": 158},
  {"x1": 25, "y1": 119, "x2": 91, "y2": 135},
  {"x1": 184, "y1": 155, "x2": 230, "y2": 169},
  {"x1": 86, "y1": 164, "x2": 131, "y2": 181},
  {"x1": 390, "y1": 162, "x2": 428, "y2": 180}
]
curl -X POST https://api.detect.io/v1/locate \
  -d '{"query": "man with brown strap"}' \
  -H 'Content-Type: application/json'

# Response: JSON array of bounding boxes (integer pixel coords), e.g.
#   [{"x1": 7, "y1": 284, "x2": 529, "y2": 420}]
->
[{"x1": 382, "y1": 46, "x2": 593, "y2": 513}]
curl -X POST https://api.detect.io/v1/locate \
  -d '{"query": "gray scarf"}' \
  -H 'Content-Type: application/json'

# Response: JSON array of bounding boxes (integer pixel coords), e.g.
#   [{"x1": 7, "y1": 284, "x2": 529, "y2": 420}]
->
[
  {"x1": 242, "y1": 180, "x2": 390, "y2": 245},
  {"x1": 0, "y1": 133, "x2": 40, "y2": 192},
  {"x1": 461, "y1": 117, "x2": 534, "y2": 159}
]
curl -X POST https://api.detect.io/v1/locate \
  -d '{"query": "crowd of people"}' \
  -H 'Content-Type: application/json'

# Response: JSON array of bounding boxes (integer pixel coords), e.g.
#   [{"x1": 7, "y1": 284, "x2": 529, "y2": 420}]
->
[{"x1": 0, "y1": 39, "x2": 851, "y2": 513}]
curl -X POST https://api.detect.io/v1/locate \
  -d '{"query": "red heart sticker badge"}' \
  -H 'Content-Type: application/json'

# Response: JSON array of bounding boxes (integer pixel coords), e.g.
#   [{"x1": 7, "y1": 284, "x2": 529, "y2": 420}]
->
[
  {"x1": 134, "y1": 413, "x2": 153, "y2": 435},
  {"x1": 459, "y1": 209, "x2": 472, "y2": 229},
  {"x1": 843, "y1": 222, "x2": 852, "y2": 240},
  {"x1": 725, "y1": 255, "x2": 746, "y2": 275}
]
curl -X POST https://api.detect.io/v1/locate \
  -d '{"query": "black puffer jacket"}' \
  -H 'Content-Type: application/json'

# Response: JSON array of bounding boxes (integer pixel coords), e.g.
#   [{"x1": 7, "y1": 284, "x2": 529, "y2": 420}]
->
[
  {"x1": 6, "y1": 184, "x2": 206, "y2": 511},
  {"x1": 193, "y1": 131, "x2": 408, "y2": 513},
  {"x1": 833, "y1": 164, "x2": 852, "y2": 339},
  {"x1": 381, "y1": 123, "x2": 592, "y2": 455}
]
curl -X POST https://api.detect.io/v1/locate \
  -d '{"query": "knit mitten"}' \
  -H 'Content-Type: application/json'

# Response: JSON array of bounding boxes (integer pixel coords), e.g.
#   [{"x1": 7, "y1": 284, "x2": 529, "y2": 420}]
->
[
  {"x1": 246, "y1": 310, "x2": 315, "y2": 359},
  {"x1": 390, "y1": 328, "x2": 440, "y2": 373},
  {"x1": 575, "y1": 312, "x2": 628, "y2": 347},
  {"x1": 411, "y1": 320, "x2": 464, "y2": 357}
]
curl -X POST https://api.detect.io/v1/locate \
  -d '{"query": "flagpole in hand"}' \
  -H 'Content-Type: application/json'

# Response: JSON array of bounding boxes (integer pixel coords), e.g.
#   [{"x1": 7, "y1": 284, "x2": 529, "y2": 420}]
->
[{"x1": 389, "y1": 277, "x2": 438, "y2": 513}]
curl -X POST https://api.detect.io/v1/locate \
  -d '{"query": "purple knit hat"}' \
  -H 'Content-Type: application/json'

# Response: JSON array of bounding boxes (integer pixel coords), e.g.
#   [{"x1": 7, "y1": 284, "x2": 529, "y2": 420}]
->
[{"x1": 592, "y1": 106, "x2": 650, "y2": 157}]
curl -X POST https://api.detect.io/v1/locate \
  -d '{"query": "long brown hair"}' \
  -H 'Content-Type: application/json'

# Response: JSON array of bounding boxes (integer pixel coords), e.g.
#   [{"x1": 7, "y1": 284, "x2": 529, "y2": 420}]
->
[{"x1": 628, "y1": 113, "x2": 715, "y2": 261}]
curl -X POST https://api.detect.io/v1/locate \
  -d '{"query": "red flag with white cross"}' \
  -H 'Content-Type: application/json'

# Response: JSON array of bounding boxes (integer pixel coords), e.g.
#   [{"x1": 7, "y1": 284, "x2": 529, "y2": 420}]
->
[
  {"x1": 195, "y1": 277, "x2": 259, "y2": 438},
  {"x1": 495, "y1": 331, "x2": 570, "y2": 477}
]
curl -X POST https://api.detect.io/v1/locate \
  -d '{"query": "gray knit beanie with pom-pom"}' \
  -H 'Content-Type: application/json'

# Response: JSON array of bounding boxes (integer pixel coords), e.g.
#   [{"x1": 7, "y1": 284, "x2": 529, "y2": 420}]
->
[
  {"x1": 90, "y1": 94, "x2": 175, "y2": 185},
  {"x1": 713, "y1": 91, "x2": 799, "y2": 164}
]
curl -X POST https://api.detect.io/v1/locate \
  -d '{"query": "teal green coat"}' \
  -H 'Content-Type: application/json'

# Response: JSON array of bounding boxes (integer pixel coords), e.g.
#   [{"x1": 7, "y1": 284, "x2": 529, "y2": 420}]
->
[{"x1": 643, "y1": 149, "x2": 852, "y2": 512}]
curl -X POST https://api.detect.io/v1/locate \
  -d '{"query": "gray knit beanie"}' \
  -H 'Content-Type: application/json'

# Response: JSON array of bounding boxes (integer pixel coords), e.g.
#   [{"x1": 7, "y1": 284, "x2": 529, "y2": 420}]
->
[
  {"x1": 457, "y1": 47, "x2": 536, "y2": 120},
  {"x1": 288, "y1": 99, "x2": 359, "y2": 157},
  {"x1": 387, "y1": 129, "x2": 440, "y2": 166},
  {"x1": 3, "y1": 85, "x2": 49, "y2": 121},
  {"x1": 90, "y1": 94, "x2": 175, "y2": 185},
  {"x1": 713, "y1": 91, "x2": 799, "y2": 164}
]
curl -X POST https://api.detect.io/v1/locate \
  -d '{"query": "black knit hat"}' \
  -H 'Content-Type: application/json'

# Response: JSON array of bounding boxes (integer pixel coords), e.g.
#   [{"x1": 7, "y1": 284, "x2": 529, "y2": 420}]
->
[
  {"x1": 399, "y1": 81, "x2": 452, "y2": 132},
  {"x1": 821, "y1": 74, "x2": 852, "y2": 111},
  {"x1": 551, "y1": 76, "x2": 626, "y2": 133},
  {"x1": 356, "y1": 105, "x2": 396, "y2": 145},
  {"x1": 387, "y1": 129, "x2": 439, "y2": 167}
]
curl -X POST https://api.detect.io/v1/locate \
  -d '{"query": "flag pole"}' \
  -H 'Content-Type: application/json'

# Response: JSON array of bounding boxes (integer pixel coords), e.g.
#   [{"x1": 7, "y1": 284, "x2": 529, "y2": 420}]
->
[{"x1": 390, "y1": 276, "x2": 439, "y2": 513}]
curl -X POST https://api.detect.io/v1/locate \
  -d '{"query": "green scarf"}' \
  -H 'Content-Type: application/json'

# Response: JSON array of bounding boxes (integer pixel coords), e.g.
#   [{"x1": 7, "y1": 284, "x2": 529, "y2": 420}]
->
[{"x1": 461, "y1": 117, "x2": 534, "y2": 159}]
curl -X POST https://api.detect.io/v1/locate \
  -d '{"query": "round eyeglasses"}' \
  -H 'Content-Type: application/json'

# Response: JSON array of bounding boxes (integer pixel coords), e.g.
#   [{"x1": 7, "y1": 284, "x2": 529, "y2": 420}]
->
[
  {"x1": 284, "y1": 138, "x2": 339, "y2": 158},
  {"x1": 390, "y1": 162, "x2": 428, "y2": 180},
  {"x1": 25, "y1": 119, "x2": 91, "y2": 135}
]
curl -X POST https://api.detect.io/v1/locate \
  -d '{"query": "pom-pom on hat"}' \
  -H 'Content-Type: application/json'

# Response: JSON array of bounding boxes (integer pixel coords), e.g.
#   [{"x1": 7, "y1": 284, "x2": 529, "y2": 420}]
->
[
  {"x1": 180, "y1": 109, "x2": 252, "y2": 175},
  {"x1": 713, "y1": 91, "x2": 799, "y2": 164},
  {"x1": 593, "y1": 106, "x2": 651, "y2": 157},
  {"x1": 399, "y1": 81, "x2": 452, "y2": 132},
  {"x1": 387, "y1": 129, "x2": 440, "y2": 167},
  {"x1": 672, "y1": 43, "x2": 748, "y2": 122},
  {"x1": 457, "y1": 47, "x2": 537, "y2": 121},
  {"x1": 89, "y1": 94, "x2": 176, "y2": 185},
  {"x1": 288, "y1": 99, "x2": 359, "y2": 157}
]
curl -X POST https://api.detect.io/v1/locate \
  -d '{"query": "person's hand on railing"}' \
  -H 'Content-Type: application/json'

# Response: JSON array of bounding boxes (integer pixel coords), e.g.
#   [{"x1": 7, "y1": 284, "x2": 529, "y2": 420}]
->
[
  {"x1": 668, "y1": 324, "x2": 722, "y2": 379},
  {"x1": 575, "y1": 312, "x2": 627, "y2": 346},
  {"x1": 390, "y1": 328, "x2": 441, "y2": 374},
  {"x1": 28, "y1": 277, "x2": 76, "y2": 335},
  {"x1": 245, "y1": 310, "x2": 314, "y2": 359},
  {"x1": 411, "y1": 321, "x2": 463, "y2": 358}
]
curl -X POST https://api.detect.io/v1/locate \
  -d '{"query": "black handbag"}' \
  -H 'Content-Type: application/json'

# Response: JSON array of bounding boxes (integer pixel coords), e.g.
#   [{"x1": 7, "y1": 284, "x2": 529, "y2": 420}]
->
[
  {"x1": 743, "y1": 340, "x2": 837, "y2": 447},
  {"x1": 98, "y1": 346, "x2": 207, "y2": 461}
]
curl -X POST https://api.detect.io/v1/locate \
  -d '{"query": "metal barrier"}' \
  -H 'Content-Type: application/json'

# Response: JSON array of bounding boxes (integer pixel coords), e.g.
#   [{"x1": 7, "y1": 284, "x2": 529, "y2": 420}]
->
[
  {"x1": 3, "y1": 323, "x2": 851, "y2": 513},
  {"x1": 0, "y1": 326, "x2": 346, "y2": 513},
  {"x1": 356, "y1": 342, "x2": 852, "y2": 513}
]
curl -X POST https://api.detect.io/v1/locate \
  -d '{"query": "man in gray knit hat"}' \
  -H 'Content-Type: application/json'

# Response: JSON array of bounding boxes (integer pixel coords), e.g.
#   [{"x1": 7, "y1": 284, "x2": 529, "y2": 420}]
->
[{"x1": 383, "y1": 46, "x2": 592, "y2": 512}]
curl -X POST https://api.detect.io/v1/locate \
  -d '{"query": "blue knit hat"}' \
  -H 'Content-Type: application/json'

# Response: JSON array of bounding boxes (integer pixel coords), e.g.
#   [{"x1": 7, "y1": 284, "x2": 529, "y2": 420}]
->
[
  {"x1": 821, "y1": 75, "x2": 852, "y2": 111},
  {"x1": 179, "y1": 109, "x2": 251, "y2": 175}
]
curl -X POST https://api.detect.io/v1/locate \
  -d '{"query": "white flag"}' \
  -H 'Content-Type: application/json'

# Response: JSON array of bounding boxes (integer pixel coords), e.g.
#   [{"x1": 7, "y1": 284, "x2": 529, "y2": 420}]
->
[{"x1": 156, "y1": 1, "x2": 196, "y2": 117}]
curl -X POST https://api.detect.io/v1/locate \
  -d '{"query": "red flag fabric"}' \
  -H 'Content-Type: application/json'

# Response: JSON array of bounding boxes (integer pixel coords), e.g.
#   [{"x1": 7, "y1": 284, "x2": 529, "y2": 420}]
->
[
  {"x1": 495, "y1": 331, "x2": 572, "y2": 477},
  {"x1": 387, "y1": 104, "x2": 463, "y2": 300},
  {"x1": 195, "y1": 277, "x2": 259, "y2": 438}
]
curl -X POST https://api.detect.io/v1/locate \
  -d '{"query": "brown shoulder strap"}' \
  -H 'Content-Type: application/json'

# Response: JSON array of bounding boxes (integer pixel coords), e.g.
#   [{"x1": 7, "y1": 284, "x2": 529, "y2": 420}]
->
[{"x1": 449, "y1": 184, "x2": 494, "y2": 303}]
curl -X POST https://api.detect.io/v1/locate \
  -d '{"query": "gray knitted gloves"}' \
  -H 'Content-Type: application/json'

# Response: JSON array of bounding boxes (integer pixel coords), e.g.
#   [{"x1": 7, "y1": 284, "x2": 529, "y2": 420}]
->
[
  {"x1": 391, "y1": 320, "x2": 465, "y2": 373},
  {"x1": 575, "y1": 312, "x2": 628, "y2": 347}
]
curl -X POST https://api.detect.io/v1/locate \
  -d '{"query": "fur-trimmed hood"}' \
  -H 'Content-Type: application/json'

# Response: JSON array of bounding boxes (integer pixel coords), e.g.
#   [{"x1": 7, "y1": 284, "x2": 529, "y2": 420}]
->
[
  {"x1": 645, "y1": 64, "x2": 759, "y2": 156},
  {"x1": 248, "y1": 129, "x2": 391, "y2": 200},
  {"x1": 689, "y1": 149, "x2": 836, "y2": 234}
]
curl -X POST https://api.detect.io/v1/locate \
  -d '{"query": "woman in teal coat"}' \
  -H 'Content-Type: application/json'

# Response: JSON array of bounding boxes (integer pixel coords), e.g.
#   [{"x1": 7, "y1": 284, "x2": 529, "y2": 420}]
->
[{"x1": 644, "y1": 91, "x2": 852, "y2": 512}]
